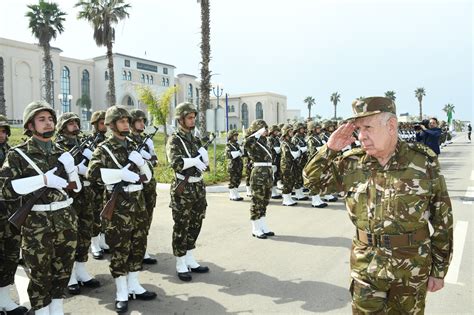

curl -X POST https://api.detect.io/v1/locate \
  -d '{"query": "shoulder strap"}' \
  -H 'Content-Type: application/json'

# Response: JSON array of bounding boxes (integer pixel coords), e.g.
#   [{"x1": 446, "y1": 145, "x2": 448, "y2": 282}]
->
[
  {"x1": 101, "y1": 144, "x2": 124, "y2": 168},
  {"x1": 177, "y1": 135, "x2": 192, "y2": 158},
  {"x1": 14, "y1": 148, "x2": 44, "y2": 175}
]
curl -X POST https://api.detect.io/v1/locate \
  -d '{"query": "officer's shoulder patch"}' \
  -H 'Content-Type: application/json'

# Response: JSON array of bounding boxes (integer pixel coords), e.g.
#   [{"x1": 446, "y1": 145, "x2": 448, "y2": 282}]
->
[
  {"x1": 342, "y1": 147, "x2": 364, "y2": 158},
  {"x1": 408, "y1": 142, "x2": 437, "y2": 159}
]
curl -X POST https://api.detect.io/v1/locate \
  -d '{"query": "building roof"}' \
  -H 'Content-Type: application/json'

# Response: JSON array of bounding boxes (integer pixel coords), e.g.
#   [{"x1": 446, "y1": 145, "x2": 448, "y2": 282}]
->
[{"x1": 92, "y1": 52, "x2": 176, "y2": 69}]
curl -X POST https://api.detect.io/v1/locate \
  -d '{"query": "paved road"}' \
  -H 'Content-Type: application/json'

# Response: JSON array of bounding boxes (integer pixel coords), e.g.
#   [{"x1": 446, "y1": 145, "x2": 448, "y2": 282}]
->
[{"x1": 13, "y1": 133, "x2": 473, "y2": 314}]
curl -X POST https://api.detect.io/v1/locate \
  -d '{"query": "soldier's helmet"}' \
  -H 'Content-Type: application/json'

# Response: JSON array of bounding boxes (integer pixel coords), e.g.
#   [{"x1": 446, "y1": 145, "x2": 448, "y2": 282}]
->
[
  {"x1": 105, "y1": 105, "x2": 131, "y2": 125},
  {"x1": 269, "y1": 124, "x2": 281, "y2": 134},
  {"x1": 0, "y1": 115, "x2": 11, "y2": 136},
  {"x1": 281, "y1": 124, "x2": 293, "y2": 137},
  {"x1": 293, "y1": 122, "x2": 305, "y2": 132},
  {"x1": 247, "y1": 119, "x2": 268, "y2": 136},
  {"x1": 227, "y1": 129, "x2": 239, "y2": 140},
  {"x1": 175, "y1": 102, "x2": 197, "y2": 119},
  {"x1": 90, "y1": 110, "x2": 106, "y2": 125},
  {"x1": 307, "y1": 121, "x2": 316, "y2": 130},
  {"x1": 56, "y1": 112, "x2": 81, "y2": 132},
  {"x1": 23, "y1": 101, "x2": 57, "y2": 130},
  {"x1": 130, "y1": 109, "x2": 148, "y2": 125}
]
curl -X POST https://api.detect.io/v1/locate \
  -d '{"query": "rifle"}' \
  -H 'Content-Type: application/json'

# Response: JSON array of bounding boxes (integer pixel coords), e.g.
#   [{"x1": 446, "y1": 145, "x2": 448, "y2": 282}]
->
[
  {"x1": 175, "y1": 133, "x2": 216, "y2": 196},
  {"x1": 100, "y1": 126, "x2": 159, "y2": 220},
  {"x1": 8, "y1": 135, "x2": 102, "y2": 229}
]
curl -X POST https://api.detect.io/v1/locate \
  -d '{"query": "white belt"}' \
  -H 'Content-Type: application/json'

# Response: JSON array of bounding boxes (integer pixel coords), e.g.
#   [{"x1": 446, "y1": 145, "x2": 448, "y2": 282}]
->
[
  {"x1": 253, "y1": 162, "x2": 272, "y2": 167},
  {"x1": 106, "y1": 184, "x2": 143, "y2": 192},
  {"x1": 83, "y1": 180, "x2": 91, "y2": 187},
  {"x1": 31, "y1": 198, "x2": 73, "y2": 212},
  {"x1": 176, "y1": 173, "x2": 203, "y2": 183}
]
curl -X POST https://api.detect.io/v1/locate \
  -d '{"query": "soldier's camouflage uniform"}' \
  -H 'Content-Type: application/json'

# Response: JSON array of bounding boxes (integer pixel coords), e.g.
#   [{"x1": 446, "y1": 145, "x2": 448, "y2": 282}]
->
[
  {"x1": 241, "y1": 138, "x2": 253, "y2": 188},
  {"x1": 268, "y1": 133, "x2": 281, "y2": 186},
  {"x1": 166, "y1": 127, "x2": 207, "y2": 257},
  {"x1": 89, "y1": 131, "x2": 107, "y2": 237},
  {"x1": 303, "y1": 141, "x2": 453, "y2": 314},
  {"x1": 225, "y1": 139, "x2": 243, "y2": 189},
  {"x1": 87, "y1": 136, "x2": 148, "y2": 278},
  {"x1": 306, "y1": 130, "x2": 324, "y2": 158},
  {"x1": 244, "y1": 136, "x2": 273, "y2": 220},
  {"x1": 280, "y1": 136, "x2": 298, "y2": 195},
  {"x1": 0, "y1": 141, "x2": 22, "y2": 288},
  {"x1": 0, "y1": 138, "x2": 78, "y2": 310},
  {"x1": 291, "y1": 129, "x2": 307, "y2": 189}
]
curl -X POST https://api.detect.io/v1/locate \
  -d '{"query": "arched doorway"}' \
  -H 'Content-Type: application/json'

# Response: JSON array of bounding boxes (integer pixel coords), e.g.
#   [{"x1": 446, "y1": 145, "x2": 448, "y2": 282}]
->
[{"x1": 241, "y1": 103, "x2": 249, "y2": 128}]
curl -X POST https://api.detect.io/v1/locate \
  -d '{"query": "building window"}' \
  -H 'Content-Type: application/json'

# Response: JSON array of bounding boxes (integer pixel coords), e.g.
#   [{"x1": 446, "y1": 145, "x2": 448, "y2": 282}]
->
[
  {"x1": 195, "y1": 88, "x2": 199, "y2": 107},
  {"x1": 187, "y1": 83, "x2": 193, "y2": 103},
  {"x1": 146, "y1": 75, "x2": 150, "y2": 84},
  {"x1": 256, "y1": 102, "x2": 263, "y2": 119},
  {"x1": 150, "y1": 75, "x2": 153, "y2": 85},
  {"x1": 105, "y1": 70, "x2": 109, "y2": 80},
  {"x1": 166, "y1": 78, "x2": 169, "y2": 86},
  {"x1": 122, "y1": 70, "x2": 127, "y2": 80},
  {"x1": 241, "y1": 103, "x2": 249, "y2": 128},
  {"x1": 163, "y1": 67, "x2": 168, "y2": 74},
  {"x1": 127, "y1": 96, "x2": 134, "y2": 106},
  {"x1": 60, "y1": 66, "x2": 71, "y2": 113},
  {"x1": 81, "y1": 70, "x2": 90, "y2": 99},
  {"x1": 161, "y1": 78, "x2": 166, "y2": 86},
  {"x1": 125, "y1": 59, "x2": 130, "y2": 67},
  {"x1": 127, "y1": 71, "x2": 132, "y2": 81},
  {"x1": 229, "y1": 105, "x2": 235, "y2": 112},
  {"x1": 141, "y1": 74, "x2": 145, "y2": 83}
]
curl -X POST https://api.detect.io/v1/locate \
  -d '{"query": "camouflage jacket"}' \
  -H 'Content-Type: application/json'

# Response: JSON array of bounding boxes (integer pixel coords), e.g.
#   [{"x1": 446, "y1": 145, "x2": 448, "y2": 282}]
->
[
  {"x1": 0, "y1": 138, "x2": 70, "y2": 204},
  {"x1": 128, "y1": 132, "x2": 157, "y2": 167},
  {"x1": 306, "y1": 133, "x2": 324, "y2": 156},
  {"x1": 166, "y1": 128, "x2": 204, "y2": 181},
  {"x1": 268, "y1": 135, "x2": 281, "y2": 166},
  {"x1": 225, "y1": 141, "x2": 243, "y2": 170},
  {"x1": 303, "y1": 140, "x2": 453, "y2": 278},
  {"x1": 55, "y1": 134, "x2": 83, "y2": 165},
  {"x1": 0, "y1": 142, "x2": 11, "y2": 167},
  {"x1": 280, "y1": 138, "x2": 298, "y2": 173},
  {"x1": 244, "y1": 136, "x2": 272, "y2": 164}
]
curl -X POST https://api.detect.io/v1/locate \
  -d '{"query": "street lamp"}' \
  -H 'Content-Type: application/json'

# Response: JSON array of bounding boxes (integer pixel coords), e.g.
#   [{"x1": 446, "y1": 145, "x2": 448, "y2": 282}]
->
[
  {"x1": 58, "y1": 93, "x2": 73, "y2": 114},
  {"x1": 212, "y1": 83, "x2": 224, "y2": 176}
]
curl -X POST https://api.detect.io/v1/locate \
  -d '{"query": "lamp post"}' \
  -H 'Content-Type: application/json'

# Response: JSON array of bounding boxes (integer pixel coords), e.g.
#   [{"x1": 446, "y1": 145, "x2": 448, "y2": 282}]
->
[
  {"x1": 58, "y1": 93, "x2": 73, "y2": 114},
  {"x1": 212, "y1": 83, "x2": 223, "y2": 176}
]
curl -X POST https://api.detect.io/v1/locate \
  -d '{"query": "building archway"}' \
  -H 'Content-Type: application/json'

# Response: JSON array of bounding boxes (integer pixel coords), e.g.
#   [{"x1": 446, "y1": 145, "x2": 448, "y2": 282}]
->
[
  {"x1": 256, "y1": 101, "x2": 263, "y2": 119},
  {"x1": 241, "y1": 103, "x2": 249, "y2": 128}
]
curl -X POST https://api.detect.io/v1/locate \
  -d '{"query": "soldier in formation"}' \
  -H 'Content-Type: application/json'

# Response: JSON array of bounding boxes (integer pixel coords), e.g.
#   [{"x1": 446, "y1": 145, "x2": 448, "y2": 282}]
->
[
  {"x1": 87, "y1": 105, "x2": 156, "y2": 313},
  {"x1": 305, "y1": 121, "x2": 328, "y2": 208},
  {"x1": 166, "y1": 102, "x2": 210, "y2": 282},
  {"x1": 1, "y1": 101, "x2": 81, "y2": 315},
  {"x1": 303, "y1": 97, "x2": 453, "y2": 314},
  {"x1": 0, "y1": 115, "x2": 28, "y2": 315},
  {"x1": 319, "y1": 121, "x2": 339, "y2": 203},
  {"x1": 244, "y1": 119, "x2": 274, "y2": 238},
  {"x1": 225, "y1": 129, "x2": 244, "y2": 201},
  {"x1": 267, "y1": 125, "x2": 282, "y2": 199},
  {"x1": 129, "y1": 109, "x2": 158, "y2": 265},
  {"x1": 55, "y1": 113, "x2": 101, "y2": 295},
  {"x1": 291, "y1": 123, "x2": 309, "y2": 201},
  {"x1": 242, "y1": 135, "x2": 253, "y2": 198},
  {"x1": 279, "y1": 124, "x2": 299, "y2": 206}
]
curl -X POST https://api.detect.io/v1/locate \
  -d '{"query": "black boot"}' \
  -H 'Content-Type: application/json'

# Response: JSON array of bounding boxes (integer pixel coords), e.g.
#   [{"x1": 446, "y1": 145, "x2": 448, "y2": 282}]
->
[{"x1": 115, "y1": 300, "x2": 128, "y2": 313}]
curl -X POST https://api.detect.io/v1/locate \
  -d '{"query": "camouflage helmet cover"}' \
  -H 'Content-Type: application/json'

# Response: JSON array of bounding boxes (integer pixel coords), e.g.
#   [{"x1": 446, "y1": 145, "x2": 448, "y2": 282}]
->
[
  {"x1": 130, "y1": 109, "x2": 148, "y2": 124},
  {"x1": 90, "y1": 110, "x2": 106, "y2": 125},
  {"x1": 281, "y1": 124, "x2": 293, "y2": 137},
  {"x1": 0, "y1": 115, "x2": 11, "y2": 136},
  {"x1": 105, "y1": 105, "x2": 132, "y2": 125},
  {"x1": 175, "y1": 102, "x2": 197, "y2": 119},
  {"x1": 56, "y1": 112, "x2": 81, "y2": 132},
  {"x1": 269, "y1": 124, "x2": 281, "y2": 133},
  {"x1": 227, "y1": 129, "x2": 239, "y2": 140},
  {"x1": 293, "y1": 122, "x2": 306, "y2": 132},
  {"x1": 307, "y1": 120, "x2": 321, "y2": 130},
  {"x1": 247, "y1": 119, "x2": 268, "y2": 136},
  {"x1": 23, "y1": 100, "x2": 57, "y2": 130}
]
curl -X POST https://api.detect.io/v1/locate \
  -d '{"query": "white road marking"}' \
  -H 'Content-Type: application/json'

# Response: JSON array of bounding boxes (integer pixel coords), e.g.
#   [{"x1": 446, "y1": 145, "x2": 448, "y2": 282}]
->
[
  {"x1": 463, "y1": 186, "x2": 474, "y2": 204},
  {"x1": 14, "y1": 266, "x2": 31, "y2": 308},
  {"x1": 445, "y1": 220, "x2": 469, "y2": 285}
]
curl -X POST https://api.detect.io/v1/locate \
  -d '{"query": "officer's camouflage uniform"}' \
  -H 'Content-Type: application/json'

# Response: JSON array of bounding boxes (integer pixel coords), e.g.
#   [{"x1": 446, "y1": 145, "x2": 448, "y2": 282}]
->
[
  {"x1": 280, "y1": 128, "x2": 299, "y2": 195},
  {"x1": 291, "y1": 123, "x2": 307, "y2": 189},
  {"x1": 303, "y1": 98, "x2": 453, "y2": 314},
  {"x1": 244, "y1": 120, "x2": 273, "y2": 220},
  {"x1": 87, "y1": 135, "x2": 149, "y2": 278},
  {"x1": 225, "y1": 130, "x2": 243, "y2": 189},
  {"x1": 166, "y1": 126, "x2": 207, "y2": 257},
  {"x1": 268, "y1": 125, "x2": 281, "y2": 187},
  {"x1": 1, "y1": 138, "x2": 77, "y2": 310}
]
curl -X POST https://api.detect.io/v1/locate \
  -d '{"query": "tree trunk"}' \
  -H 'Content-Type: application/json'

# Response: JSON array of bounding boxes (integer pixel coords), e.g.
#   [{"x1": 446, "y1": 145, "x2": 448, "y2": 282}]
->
[
  {"x1": 334, "y1": 103, "x2": 337, "y2": 120},
  {"x1": 308, "y1": 105, "x2": 311, "y2": 119},
  {"x1": 163, "y1": 123, "x2": 169, "y2": 163},
  {"x1": 199, "y1": 0, "x2": 211, "y2": 136},
  {"x1": 0, "y1": 57, "x2": 5, "y2": 115},
  {"x1": 419, "y1": 99, "x2": 423, "y2": 121},
  {"x1": 107, "y1": 42, "x2": 116, "y2": 106},
  {"x1": 43, "y1": 43, "x2": 53, "y2": 105}
]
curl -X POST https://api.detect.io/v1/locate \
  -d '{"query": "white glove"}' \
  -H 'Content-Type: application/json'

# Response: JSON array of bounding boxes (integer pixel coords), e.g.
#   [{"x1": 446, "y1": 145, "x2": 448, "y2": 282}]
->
[
  {"x1": 182, "y1": 157, "x2": 207, "y2": 172},
  {"x1": 198, "y1": 147, "x2": 209, "y2": 164},
  {"x1": 253, "y1": 127, "x2": 266, "y2": 139},
  {"x1": 272, "y1": 165, "x2": 277, "y2": 174},
  {"x1": 145, "y1": 138, "x2": 155, "y2": 152},
  {"x1": 45, "y1": 167, "x2": 68, "y2": 190},
  {"x1": 58, "y1": 152, "x2": 75, "y2": 174},
  {"x1": 140, "y1": 148, "x2": 152, "y2": 160},
  {"x1": 274, "y1": 146, "x2": 281, "y2": 154},
  {"x1": 128, "y1": 151, "x2": 145, "y2": 167},
  {"x1": 230, "y1": 150, "x2": 242, "y2": 159},
  {"x1": 290, "y1": 150, "x2": 301, "y2": 160},
  {"x1": 300, "y1": 146, "x2": 308, "y2": 153},
  {"x1": 82, "y1": 148, "x2": 93, "y2": 160},
  {"x1": 121, "y1": 167, "x2": 140, "y2": 183},
  {"x1": 77, "y1": 159, "x2": 88, "y2": 176}
]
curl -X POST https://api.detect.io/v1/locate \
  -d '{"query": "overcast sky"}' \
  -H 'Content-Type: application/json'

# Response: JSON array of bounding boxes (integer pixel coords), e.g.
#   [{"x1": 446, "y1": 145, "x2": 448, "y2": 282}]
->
[{"x1": 1, "y1": 0, "x2": 472, "y2": 122}]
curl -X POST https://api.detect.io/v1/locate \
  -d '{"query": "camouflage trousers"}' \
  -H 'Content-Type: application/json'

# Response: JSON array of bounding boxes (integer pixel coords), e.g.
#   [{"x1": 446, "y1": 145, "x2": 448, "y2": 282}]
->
[
  {"x1": 250, "y1": 166, "x2": 272, "y2": 220},
  {"x1": 72, "y1": 184, "x2": 95, "y2": 262},
  {"x1": 245, "y1": 158, "x2": 252, "y2": 187},
  {"x1": 169, "y1": 181, "x2": 207, "y2": 257},
  {"x1": 104, "y1": 191, "x2": 148, "y2": 278},
  {"x1": 273, "y1": 156, "x2": 281, "y2": 186},
  {"x1": 143, "y1": 177, "x2": 157, "y2": 232},
  {"x1": 294, "y1": 161, "x2": 304, "y2": 189},
  {"x1": 0, "y1": 201, "x2": 21, "y2": 287},
  {"x1": 280, "y1": 166, "x2": 296, "y2": 194},
  {"x1": 90, "y1": 183, "x2": 105, "y2": 237},
  {"x1": 21, "y1": 207, "x2": 77, "y2": 310},
  {"x1": 228, "y1": 166, "x2": 243, "y2": 189},
  {"x1": 350, "y1": 239, "x2": 431, "y2": 314}
]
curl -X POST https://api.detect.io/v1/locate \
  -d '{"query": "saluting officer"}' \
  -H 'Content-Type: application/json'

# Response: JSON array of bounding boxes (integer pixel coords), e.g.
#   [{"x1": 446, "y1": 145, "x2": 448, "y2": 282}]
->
[
  {"x1": 268, "y1": 125, "x2": 282, "y2": 199},
  {"x1": 55, "y1": 112, "x2": 101, "y2": 295},
  {"x1": 1, "y1": 101, "x2": 81, "y2": 315},
  {"x1": 244, "y1": 119, "x2": 274, "y2": 238},
  {"x1": 0, "y1": 115, "x2": 28, "y2": 315},
  {"x1": 87, "y1": 105, "x2": 156, "y2": 313},
  {"x1": 225, "y1": 129, "x2": 244, "y2": 201},
  {"x1": 166, "y1": 102, "x2": 210, "y2": 282},
  {"x1": 279, "y1": 124, "x2": 299, "y2": 206},
  {"x1": 129, "y1": 108, "x2": 158, "y2": 265}
]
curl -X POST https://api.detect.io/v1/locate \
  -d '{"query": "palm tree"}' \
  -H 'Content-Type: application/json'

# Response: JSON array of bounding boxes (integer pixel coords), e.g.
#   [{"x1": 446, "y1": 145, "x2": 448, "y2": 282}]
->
[
  {"x1": 330, "y1": 92, "x2": 340, "y2": 119},
  {"x1": 384, "y1": 90, "x2": 396, "y2": 101},
  {"x1": 26, "y1": 0, "x2": 66, "y2": 105},
  {"x1": 442, "y1": 103, "x2": 455, "y2": 127},
  {"x1": 0, "y1": 57, "x2": 5, "y2": 115},
  {"x1": 357, "y1": 96, "x2": 365, "y2": 101},
  {"x1": 198, "y1": 0, "x2": 211, "y2": 136},
  {"x1": 76, "y1": 0, "x2": 130, "y2": 106},
  {"x1": 303, "y1": 96, "x2": 315, "y2": 119},
  {"x1": 414, "y1": 87, "x2": 426, "y2": 120}
]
